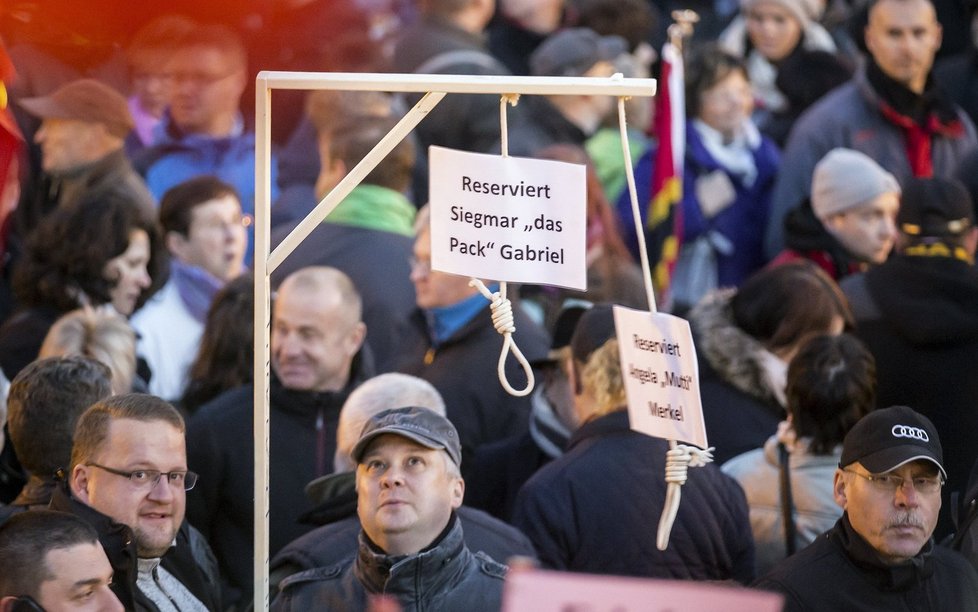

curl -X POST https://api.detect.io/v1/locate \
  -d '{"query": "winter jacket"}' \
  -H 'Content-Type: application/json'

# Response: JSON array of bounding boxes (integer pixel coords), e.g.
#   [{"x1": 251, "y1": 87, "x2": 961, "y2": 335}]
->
[
  {"x1": 393, "y1": 305, "x2": 549, "y2": 476},
  {"x1": 688, "y1": 289, "x2": 786, "y2": 464},
  {"x1": 49, "y1": 484, "x2": 221, "y2": 612},
  {"x1": 754, "y1": 514, "x2": 978, "y2": 611},
  {"x1": 135, "y1": 115, "x2": 278, "y2": 262},
  {"x1": 186, "y1": 358, "x2": 372, "y2": 609},
  {"x1": 271, "y1": 515, "x2": 507, "y2": 611},
  {"x1": 722, "y1": 435, "x2": 843, "y2": 576},
  {"x1": 511, "y1": 410, "x2": 755, "y2": 583},
  {"x1": 766, "y1": 64, "x2": 977, "y2": 258},
  {"x1": 268, "y1": 470, "x2": 534, "y2": 591},
  {"x1": 840, "y1": 253, "x2": 978, "y2": 539},
  {"x1": 615, "y1": 121, "x2": 780, "y2": 301}
]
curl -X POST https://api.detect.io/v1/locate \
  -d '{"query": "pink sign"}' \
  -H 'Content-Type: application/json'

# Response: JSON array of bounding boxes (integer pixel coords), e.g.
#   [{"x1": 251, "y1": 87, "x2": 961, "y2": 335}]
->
[{"x1": 502, "y1": 567, "x2": 783, "y2": 612}]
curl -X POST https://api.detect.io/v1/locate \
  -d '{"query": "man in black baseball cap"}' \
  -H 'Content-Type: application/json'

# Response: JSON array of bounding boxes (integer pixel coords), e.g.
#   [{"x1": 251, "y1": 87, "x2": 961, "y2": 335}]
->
[
  {"x1": 755, "y1": 405, "x2": 978, "y2": 610},
  {"x1": 272, "y1": 407, "x2": 507, "y2": 611}
]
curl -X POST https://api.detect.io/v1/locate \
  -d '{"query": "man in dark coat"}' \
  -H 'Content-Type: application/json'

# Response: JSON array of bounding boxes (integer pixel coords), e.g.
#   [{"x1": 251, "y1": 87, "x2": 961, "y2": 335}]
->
[
  {"x1": 272, "y1": 407, "x2": 507, "y2": 611},
  {"x1": 58, "y1": 393, "x2": 221, "y2": 611},
  {"x1": 754, "y1": 406, "x2": 978, "y2": 610},
  {"x1": 392, "y1": 207, "x2": 550, "y2": 478},
  {"x1": 187, "y1": 266, "x2": 372, "y2": 609},
  {"x1": 841, "y1": 176, "x2": 978, "y2": 539},
  {"x1": 511, "y1": 304, "x2": 756, "y2": 582}
]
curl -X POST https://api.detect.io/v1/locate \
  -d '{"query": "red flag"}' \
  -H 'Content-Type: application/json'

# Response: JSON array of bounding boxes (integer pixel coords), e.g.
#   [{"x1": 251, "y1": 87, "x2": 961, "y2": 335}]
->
[{"x1": 647, "y1": 41, "x2": 685, "y2": 299}]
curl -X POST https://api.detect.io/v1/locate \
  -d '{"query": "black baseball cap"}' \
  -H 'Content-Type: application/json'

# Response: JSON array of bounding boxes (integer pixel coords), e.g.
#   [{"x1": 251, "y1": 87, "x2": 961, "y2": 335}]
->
[
  {"x1": 840, "y1": 405, "x2": 946, "y2": 479},
  {"x1": 570, "y1": 303, "x2": 617, "y2": 364},
  {"x1": 351, "y1": 406, "x2": 462, "y2": 467}
]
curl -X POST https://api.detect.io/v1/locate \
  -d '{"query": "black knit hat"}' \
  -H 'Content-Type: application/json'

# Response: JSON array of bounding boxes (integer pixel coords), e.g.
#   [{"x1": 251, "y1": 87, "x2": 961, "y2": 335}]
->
[
  {"x1": 570, "y1": 303, "x2": 617, "y2": 363},
  {"x1": 898, "y1": 177, "x2": 975, "y2": 238}
]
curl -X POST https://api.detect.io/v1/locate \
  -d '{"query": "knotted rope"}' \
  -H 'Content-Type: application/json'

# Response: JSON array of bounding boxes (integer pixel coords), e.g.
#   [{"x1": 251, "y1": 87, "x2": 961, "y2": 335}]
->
[
  {"x1": 463, "y1": 93, "x2": 534, "y2": 397},
  {"x1": 616, "y1": 93, "x2": 713, "y2": 549}
]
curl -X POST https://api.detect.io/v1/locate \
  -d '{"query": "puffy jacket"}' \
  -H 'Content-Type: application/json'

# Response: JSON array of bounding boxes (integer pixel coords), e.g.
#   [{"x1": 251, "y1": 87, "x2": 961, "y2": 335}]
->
[{"x1": 272, "y1": 515, "x2": 507, "y2": 611}]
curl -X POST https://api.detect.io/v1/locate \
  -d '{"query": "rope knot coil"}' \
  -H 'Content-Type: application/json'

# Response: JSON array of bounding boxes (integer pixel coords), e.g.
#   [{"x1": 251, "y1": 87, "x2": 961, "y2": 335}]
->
[
  {"x1": 664, "y1": 444, "x2": 714, "y2": 484},
  {"x1": 469, "y1": 279, "x2": 534, "y2": 397}
]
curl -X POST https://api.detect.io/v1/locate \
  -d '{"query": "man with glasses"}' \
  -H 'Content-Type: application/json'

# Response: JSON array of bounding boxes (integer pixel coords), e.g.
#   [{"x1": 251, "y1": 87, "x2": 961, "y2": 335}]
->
[
  {"x1": 754, "y1": 405, "x2": 978, "y2": 610},
  {"x1": 135, "y1": 23, "x2": 276, "y2": 263},
  {"x1": 51, "y1": 393, "x2": 221, "y2": 611}
]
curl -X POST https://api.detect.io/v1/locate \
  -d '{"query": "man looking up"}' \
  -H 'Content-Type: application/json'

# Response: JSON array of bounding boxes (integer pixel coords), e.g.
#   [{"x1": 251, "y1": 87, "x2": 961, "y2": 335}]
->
[
  {"x1": 272, "y1": 406, "x2": 507, "y2": 610},
  {"x1": 755, "y1": 405, "x2": 978, "y2": 609},
  {"x1": 0, "y1": 510, "x2": 123, "y2": 612},
  {"x1": 131, "y1": 176, "x2": 248, "y2": 401},
  {"x1": 52, "y1": 393, "x2": 220, "y2": 611}
]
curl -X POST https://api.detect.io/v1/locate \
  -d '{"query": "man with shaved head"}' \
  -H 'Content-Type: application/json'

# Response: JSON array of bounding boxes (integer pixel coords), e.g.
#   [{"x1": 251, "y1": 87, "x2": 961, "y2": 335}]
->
[{"x1": 186, "y1": 266, "x2": 372, "y2": 609}]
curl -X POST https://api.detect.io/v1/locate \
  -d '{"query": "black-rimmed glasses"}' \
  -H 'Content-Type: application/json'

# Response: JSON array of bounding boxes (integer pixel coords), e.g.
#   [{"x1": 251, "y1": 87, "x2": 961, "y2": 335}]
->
[{"x1": 86, "y1": 463, "x2": 198, "y2": 491}]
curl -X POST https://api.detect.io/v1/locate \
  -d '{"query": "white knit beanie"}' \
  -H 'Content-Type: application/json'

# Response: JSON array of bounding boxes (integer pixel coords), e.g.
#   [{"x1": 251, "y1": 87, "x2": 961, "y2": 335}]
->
[
  {"x1": 811, "y1": 148, "x2": 901, "y2": 220},
  {"x1": 740, "y1": 0, "x2": 824, "y2": 26}
]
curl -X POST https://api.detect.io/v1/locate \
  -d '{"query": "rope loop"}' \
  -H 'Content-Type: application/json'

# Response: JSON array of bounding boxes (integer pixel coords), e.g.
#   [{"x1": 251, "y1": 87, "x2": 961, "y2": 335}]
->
[
  {"x1": 469, "y1": 279, "x2": 535, "y2": 397},
  {"x1": 663, "y1": 444, "x2": 714, "y2": 484}
]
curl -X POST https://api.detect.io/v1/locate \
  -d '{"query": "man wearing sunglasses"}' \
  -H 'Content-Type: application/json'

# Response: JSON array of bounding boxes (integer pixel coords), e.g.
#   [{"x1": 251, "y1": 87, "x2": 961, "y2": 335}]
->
[
  {"x1": 50, "y1": 393, "x2": 221, "y2": 611},
  {"x1": 755, "y1": 405, "x2": 978, "y2": 610}
]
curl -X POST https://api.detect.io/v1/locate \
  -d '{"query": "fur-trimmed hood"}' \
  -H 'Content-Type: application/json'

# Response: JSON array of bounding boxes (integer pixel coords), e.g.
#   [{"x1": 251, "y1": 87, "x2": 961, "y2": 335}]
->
[{"x1": 689, "y1": 288, "x2": 786, "y2": 406}]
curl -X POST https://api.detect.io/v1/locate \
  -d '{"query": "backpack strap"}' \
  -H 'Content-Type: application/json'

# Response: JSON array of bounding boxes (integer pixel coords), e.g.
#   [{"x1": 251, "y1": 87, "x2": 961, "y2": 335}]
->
[{"x1": 778, "y1": 442, "x2": 798, "y2": 557}]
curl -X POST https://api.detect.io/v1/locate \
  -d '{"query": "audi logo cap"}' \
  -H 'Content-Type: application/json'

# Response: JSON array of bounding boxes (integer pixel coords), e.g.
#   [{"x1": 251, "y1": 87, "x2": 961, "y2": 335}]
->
[
  {"x1": 352, "y1": 406, "x2": 462, "y2": 467},
  {"x1": 840, "y1": 405, "x2": 946, "y2": 479}
]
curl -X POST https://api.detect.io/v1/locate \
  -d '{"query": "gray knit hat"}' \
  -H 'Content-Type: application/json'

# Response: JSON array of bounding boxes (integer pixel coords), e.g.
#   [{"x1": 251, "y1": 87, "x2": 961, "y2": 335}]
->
[{"x1": 810, "y1": 148, "x2": 901, "y2": 220}]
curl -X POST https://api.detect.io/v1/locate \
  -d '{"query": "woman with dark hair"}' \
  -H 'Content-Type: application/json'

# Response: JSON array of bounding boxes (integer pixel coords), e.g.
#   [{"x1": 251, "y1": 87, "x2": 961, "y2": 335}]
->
[
  {"x1": 0, "y1": 190, "x2": 164, "y2": 378},
  {"x1": 180, "y1": 272, "x2": 253, "y2": 415},
  {"x1": 689, "y1": 260, "x2": 853, "y2": 464},
  {"x1": 723, "y1": 332, "x2": 875, "y2": 575},
  {"x1": 617, "y1": 45, "x2": 780, "y2": 314}
]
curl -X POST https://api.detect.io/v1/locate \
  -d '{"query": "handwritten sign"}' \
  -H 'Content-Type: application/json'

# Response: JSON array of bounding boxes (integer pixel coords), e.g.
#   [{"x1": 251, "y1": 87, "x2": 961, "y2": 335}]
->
[
  {"x1": 613, "y1": 305, "x2": 707, "y2": 449},
  {"x1": 502, "y1": 567, "x2": 783, "y2": 612},
  {"x1": 429, "y1": 146, "x2": 586, "y2": 290}
]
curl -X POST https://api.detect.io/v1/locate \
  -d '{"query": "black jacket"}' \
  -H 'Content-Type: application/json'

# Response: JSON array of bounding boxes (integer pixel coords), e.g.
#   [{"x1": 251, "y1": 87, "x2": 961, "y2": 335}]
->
[
  {"x1": 49, "y1": 484, "x2": 221, "y2": 612},
  {"x1": 841, "y1": 253, "x2": 978, "y2": 539},
  {"x1": 688, "y1": 290, "x2": 785, "y2": 465},
  {"x1": 186, "y1": 360, "x2": 372, "y2": 609},
  {"x1": 272, "y1": 515, "x2": 507, "y2": 612},
  {"x1": 393, "y1": 305, "x2": 549, "y2": 477},
  {"x1": 754, "y1": 514, "x2": 978, "y2": 611},
  {"x1": 512, "y1": 410, "x2": 756, "y2": 582}
]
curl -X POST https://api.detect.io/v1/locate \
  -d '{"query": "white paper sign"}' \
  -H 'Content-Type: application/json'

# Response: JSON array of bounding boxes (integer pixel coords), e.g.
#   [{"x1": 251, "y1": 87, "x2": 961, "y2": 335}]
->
[
  {"x1": 428, "y1": 146, "x2": 586, "y2": 290},
  {"x1": 502, "y1": 567, "x2": 783, "y2": 612},
  {"x1": 613, "y1": 305, "x2": 708, "y2": 449}
]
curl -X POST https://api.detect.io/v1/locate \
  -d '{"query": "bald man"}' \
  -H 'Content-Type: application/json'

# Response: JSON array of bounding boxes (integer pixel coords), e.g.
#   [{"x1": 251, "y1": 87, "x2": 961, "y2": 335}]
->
[{"x1": 186, "y1": 266, "x2": 371, "y2": 609}]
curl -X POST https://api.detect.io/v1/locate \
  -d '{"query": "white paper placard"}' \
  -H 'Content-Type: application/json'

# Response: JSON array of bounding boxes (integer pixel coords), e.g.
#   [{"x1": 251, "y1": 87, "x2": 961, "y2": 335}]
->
[
  {"x1": 613, "y1": 305, "x2": 708, "y2": 449},
  {"x1": 428, "y1": 146, "x2": 586, "y2": 290},
  {"x1": 502, "y1": 567, "x2": 783, "y2": 612}
]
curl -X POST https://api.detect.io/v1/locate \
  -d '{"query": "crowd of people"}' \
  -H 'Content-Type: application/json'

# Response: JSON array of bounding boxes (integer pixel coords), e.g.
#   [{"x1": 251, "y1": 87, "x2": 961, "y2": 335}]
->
[{"x1": 2, "y1": 0, "x2": 978, "y2": 609}]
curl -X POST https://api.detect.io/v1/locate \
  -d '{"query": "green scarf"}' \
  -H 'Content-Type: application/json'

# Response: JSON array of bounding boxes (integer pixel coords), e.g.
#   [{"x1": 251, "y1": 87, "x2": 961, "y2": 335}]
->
[{"x1": 325, "y1": 184, "x2": 415, "y2": 237}]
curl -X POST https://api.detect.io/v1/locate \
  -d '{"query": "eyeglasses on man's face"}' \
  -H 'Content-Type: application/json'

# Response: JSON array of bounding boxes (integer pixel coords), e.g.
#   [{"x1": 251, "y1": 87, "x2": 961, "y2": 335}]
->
[
  {"x1": 843, "y1": 469, "x2": 944, "y2": 494},
  {"x1": 86, "y1": 463, "x2": 198, "y2": 491}
]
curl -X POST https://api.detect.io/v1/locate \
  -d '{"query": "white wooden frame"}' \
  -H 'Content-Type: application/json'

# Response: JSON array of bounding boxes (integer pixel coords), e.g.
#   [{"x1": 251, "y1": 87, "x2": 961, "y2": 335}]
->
[{"x1": 252, "y1": 70, "x2": 657, "y2": 609}]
